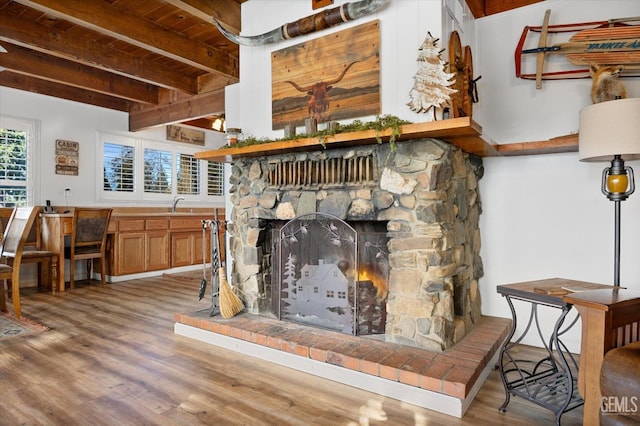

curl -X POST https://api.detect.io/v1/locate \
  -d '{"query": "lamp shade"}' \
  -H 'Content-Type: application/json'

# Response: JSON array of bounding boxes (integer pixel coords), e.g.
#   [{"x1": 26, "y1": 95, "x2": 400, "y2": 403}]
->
[{"x1": 579, "y1": 98, "x2": 640, "y2": 162}]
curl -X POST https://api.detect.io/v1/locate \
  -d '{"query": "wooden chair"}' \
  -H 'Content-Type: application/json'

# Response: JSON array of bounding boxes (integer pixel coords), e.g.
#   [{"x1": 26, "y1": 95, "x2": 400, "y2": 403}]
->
[
  {"x1": 3, "y1": 206, "x2": 59, "y2": 293},
  {"x1": 0, "y1": 206, "x2": 40, "y2": 318},
  {"x1": 64, "y1": 208, "x2": 112, "y2": 289}
]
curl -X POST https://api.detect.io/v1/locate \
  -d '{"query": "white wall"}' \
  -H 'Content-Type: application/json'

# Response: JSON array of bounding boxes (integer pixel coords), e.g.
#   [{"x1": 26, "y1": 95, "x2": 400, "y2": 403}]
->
[
  {"x1": 228, "y1": 0, "x2": 471, "y2": 138},
  {"x1": 230, "y1": 0, "x2": 640, "y2": 352},
  {"x1": 476, "y1": 0, "x2": 640, "y2": 351},
  {"x1": 0, "y1": 87, "x2": 227, "y2": 208}
]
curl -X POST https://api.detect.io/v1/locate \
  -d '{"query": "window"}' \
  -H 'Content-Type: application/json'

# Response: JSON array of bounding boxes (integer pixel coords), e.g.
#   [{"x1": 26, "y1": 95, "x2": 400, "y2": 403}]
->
[
  {"x1": 104, "y1": 142, "x2": 135, "y2": 193},
  {"x1": 0, "y1": 117, "x2": 36, "y2": 207},
  {"x1": 208, "y1": 161, "x2": 224, "y2": 196},
  {"x1": 177, "y1": 153, "x2": 199, "y2": 195},
  {"x1": 98, "y1": 132, "x2": 224, "y2": 204},
  {"x1": 144, "y1": 148, "x2": 172, "y2": 194}
]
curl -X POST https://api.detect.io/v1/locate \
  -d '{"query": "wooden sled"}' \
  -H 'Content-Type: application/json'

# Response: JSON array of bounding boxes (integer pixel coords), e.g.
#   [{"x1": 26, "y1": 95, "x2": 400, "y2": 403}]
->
[{"x1": 515, "y1": 10, "x2": 640, "y2": 88}]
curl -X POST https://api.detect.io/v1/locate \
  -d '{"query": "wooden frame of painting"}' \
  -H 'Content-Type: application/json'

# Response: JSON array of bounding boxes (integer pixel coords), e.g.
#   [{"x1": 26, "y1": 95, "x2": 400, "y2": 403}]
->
[{"x1": 271, "y1": 20, "x2": 381, "y2": 130}]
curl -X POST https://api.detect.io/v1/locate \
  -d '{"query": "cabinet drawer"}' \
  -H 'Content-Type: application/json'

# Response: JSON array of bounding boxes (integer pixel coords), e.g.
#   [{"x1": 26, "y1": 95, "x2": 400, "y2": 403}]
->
[
  {"x1": 118, "y1": 219, "x2": 145, "y2": 232},
  {"x1": 146, "y1": 219, "x2": 169, "y2": 230},
  {"x1": 170, "y1": 217, "x2": 207, "y2": 230}
]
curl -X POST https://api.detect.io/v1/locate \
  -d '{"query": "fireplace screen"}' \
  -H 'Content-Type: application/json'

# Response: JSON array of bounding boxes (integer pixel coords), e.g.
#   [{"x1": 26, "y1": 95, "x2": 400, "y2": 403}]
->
[{"x1": 274, "y1": 213, "x2": 388, "y2": 335}]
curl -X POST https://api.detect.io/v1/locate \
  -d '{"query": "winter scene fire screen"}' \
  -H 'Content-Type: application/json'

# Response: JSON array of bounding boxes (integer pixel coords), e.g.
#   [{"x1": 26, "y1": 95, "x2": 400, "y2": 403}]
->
[{"x1": 273, "y1": 213, "x2": 389, "y2": 335}]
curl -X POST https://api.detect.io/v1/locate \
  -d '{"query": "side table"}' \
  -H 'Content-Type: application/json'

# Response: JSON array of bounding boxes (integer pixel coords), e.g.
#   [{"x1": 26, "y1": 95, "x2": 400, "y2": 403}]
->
[
  {"x1": 563, "y1": 288, "x2": 640, "y2": 426},
  {"x1": 496, "y1": 278, "x2": 613, "y2": 425}
]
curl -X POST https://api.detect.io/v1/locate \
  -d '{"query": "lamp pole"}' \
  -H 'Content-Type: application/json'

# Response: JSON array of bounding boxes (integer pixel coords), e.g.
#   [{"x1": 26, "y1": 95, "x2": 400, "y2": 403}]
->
[{"x1": 602, "y1": 154, "x2": 635, "y2": 287}]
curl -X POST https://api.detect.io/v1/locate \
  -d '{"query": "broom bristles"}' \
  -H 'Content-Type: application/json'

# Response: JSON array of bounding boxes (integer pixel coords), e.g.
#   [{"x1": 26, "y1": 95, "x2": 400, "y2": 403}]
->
[{"x1": 218, "y1": 267, "x2": 243, "y2": 318}]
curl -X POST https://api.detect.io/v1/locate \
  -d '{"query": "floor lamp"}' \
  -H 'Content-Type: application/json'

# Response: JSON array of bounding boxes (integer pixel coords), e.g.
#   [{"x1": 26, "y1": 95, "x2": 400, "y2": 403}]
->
[{"x1": 579, "y1": 98, "x2": 640, "y2": 286}]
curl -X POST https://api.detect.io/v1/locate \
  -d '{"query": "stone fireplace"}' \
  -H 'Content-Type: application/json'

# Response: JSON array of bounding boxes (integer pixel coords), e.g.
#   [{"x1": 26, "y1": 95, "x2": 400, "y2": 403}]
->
[{"x1": 227, "y1": 138, "x2": 484, "y2": 351}]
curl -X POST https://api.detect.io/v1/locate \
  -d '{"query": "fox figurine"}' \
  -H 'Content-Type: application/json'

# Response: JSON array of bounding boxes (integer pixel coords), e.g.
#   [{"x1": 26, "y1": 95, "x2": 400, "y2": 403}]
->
[{"x1": 590, "y1": 63, "x2": 627, "y2": 104}]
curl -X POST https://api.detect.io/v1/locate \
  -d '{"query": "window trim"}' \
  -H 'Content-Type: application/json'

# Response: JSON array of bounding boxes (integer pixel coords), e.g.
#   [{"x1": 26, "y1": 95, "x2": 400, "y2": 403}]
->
[
  {"x1": 0, "y1": 115, "x2": 40, "y2": 206},
  {"x1": 96, "y1": 131, "x2": 224, "y2": 205}
]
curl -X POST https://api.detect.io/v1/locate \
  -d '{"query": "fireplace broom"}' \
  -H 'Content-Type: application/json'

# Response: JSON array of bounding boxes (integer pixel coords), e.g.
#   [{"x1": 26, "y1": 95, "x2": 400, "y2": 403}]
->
[
  {"x1": 217, "y1": 223, "x2": 243, "y2": 318},
  {"x1": 218, "y1": 267, "x2": 243, "y2": 318}
]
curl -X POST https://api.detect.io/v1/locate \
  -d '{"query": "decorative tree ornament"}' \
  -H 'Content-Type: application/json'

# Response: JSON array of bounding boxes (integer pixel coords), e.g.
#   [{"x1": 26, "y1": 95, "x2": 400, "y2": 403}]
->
[{"x1": 407, "y1": 32, "x2": 457, "y2": 115}]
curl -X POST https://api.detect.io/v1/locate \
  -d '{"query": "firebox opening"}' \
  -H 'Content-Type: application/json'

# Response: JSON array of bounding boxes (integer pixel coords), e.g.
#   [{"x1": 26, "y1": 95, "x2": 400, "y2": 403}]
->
[{"x1": 264, "y1": 214, "x2": 389, "y2": 336}]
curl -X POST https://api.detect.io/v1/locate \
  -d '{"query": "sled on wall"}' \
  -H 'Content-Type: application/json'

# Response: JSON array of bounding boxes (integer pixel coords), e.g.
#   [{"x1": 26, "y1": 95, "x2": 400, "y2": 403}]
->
[{"x1": 515, "y1": 10, "x2": 640, "y2": 89}]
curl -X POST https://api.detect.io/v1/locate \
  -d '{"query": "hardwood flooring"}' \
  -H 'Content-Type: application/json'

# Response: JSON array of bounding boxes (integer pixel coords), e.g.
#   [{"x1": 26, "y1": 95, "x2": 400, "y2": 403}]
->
[{"x1": 0, "y1": 275, "x2": 584, "y2": 425}]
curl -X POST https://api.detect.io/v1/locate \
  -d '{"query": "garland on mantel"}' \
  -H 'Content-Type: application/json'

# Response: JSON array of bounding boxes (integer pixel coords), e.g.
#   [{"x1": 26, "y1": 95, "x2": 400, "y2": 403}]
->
[{"x1": 225, "y1": 115, "x2": 412, "y2": 151}]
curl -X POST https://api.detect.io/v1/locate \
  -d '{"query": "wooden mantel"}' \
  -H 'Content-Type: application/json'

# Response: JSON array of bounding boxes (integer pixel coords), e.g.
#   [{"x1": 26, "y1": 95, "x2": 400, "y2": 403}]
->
[{"x1": 195, "y1": 117, "x2": 578, "y2": 162}]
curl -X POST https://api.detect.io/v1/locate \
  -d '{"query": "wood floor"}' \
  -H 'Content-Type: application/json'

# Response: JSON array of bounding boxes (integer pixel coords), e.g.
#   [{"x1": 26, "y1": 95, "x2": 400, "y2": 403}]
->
[{"x1": 1, "y1": 275, "x2": 584, "y2": 425}]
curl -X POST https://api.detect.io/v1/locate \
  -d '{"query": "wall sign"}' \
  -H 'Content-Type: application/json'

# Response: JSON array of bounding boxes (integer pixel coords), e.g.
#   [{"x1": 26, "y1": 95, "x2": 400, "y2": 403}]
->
[
  {"x1": 55, "y1": 139, "x2": 79, "y2": 176},
  {"x1": 166, "y1": 125, "x2": 205, "y2": 145}
]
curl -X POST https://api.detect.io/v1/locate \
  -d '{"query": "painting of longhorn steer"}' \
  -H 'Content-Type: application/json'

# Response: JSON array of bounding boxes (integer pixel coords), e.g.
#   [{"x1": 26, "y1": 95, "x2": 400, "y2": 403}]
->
[{"x1": 271, "y1": 20, "x2": 381, "y2": 131}]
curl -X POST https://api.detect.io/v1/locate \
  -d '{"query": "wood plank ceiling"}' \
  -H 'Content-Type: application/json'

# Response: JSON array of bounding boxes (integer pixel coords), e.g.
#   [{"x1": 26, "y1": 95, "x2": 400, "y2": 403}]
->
[{"x1": 0, "y1": 0, "x2": 541, "y2": 133}]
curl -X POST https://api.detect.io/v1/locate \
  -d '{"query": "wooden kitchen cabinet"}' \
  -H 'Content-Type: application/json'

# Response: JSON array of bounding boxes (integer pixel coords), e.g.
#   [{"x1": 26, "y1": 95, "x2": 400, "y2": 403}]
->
[
  {"x1": 171, "y1": 232, "x2": 194, "y2": 267},
  {"x1": 115, "y1": 232, "x2": 145, "y2": 275},
  {"x1": 170, "y1": 223, "x2": 211, "y2": 267},
  {"x1": 146, "y1": 231, "x2": 170, "y2": 271},
  {"x1": 108, "y1": 211, "x2": 221, "y2": 276},
  {"x1": 112, "y1": 217, "x2": 170, "y2": 275}
]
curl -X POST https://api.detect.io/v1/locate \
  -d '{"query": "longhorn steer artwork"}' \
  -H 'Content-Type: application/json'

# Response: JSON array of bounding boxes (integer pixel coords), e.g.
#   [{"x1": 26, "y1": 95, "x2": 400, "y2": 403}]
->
[
  {"x1": 271, "y1": 21, "x2": 381, "y2": 130},
  {"x1": 285, "y1": 61, "x2": 360, "y2": 122}
]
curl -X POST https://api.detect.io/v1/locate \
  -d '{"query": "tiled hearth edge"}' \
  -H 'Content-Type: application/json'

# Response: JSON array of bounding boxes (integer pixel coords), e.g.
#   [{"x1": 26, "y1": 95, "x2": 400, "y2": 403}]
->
[{"x1": 173, "y1": 313, "x2": 511, "y2": 418}]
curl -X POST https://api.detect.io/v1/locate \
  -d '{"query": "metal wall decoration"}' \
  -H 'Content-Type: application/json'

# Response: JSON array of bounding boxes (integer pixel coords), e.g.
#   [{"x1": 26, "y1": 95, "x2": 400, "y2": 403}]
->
[
  {"x1": 214, "y1": 0, "x2": 388, "y2": 46},
  {"x1": 271, "y1": 20, "x2": 381, "y2": 130},
  {"x1": 55, "y1": 139, "x2": 79, "y2": 176}
]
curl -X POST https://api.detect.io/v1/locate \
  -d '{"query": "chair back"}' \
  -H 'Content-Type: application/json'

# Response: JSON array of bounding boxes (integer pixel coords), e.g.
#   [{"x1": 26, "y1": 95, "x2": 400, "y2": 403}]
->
[
  {"x1": 71, "y1": 208, "x2": 112, "y2": 253},
  {"x1": 0, "y1": 207, "x2": 13, "y2": 236},
  {"x1": 0, "y1": 207, "x2": 40, "y2": 263}
]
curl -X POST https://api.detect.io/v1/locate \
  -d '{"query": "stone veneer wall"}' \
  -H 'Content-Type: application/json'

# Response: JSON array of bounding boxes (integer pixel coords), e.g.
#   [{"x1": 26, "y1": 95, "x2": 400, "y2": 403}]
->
[{"x1": 227, "y1": 138, "x2": 484, "y2": 351}]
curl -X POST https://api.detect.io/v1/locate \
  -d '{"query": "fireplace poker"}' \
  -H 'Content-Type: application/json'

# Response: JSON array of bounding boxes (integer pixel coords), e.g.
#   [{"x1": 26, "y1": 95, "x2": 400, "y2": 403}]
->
[
  {"x1": 208, "y1": 212, "x2": 221, "y2": 316},
  {"x1": 198, "y1": 219, "x2": 209, "y2": 301}
]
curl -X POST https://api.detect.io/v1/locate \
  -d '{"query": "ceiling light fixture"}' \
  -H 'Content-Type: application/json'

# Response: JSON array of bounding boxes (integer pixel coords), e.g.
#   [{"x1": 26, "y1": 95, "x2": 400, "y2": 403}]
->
[{"x1": 211, "y1": 115, "x2": 226, "y2": 132}]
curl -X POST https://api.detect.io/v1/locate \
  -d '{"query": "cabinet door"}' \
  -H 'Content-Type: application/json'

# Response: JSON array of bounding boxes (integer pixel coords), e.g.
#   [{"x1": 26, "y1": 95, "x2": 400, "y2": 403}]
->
[
  {"x1": 116, "y1": 232, "x2": 145, "y2": 275},
  {"x1": 146, "y1": 231, "x2": 170, "y2": 271},
  {"x1": 171, "y1": 233, "x2": 193, "y2": 267}
]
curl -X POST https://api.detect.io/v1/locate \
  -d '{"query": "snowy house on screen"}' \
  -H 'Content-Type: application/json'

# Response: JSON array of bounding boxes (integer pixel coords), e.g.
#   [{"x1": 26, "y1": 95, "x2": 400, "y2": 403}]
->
[{"x1": 293, "y1": 260, "x2": 350, "y2": 317}]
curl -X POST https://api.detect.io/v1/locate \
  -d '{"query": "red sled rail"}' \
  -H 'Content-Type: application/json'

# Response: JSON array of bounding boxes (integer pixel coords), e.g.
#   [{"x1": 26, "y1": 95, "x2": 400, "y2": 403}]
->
[{"x1": 515, "y1": 12, "x2": 640, "y2": 87}]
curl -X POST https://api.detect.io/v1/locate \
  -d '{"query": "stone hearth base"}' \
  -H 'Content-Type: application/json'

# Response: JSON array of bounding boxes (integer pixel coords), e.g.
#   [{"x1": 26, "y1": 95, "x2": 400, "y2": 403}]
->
[{"x1": 174, "y1": 313, "x2": 511, "y2": 418}]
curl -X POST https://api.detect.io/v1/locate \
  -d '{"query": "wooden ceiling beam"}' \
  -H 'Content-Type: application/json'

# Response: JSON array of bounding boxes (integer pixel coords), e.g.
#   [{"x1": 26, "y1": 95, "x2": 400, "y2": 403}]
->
[
  {"x1": 14, "y1": 0, "x2": 239, "y2": 78},
  {"x1": 484, "y1": 0, "x2": 543, "y2": 16},
  {"x1": 0, "y1": 13, "x2": 199, "y2": 94},
  {"x1": 465, "y1": 0, "x2": 544, "y2": 18},
  {"x1": 0, "y1": 43, "x2": 159, "y2": 104},
  {"x1": 164, "y1": 0, "x2": 242, "y2": 33},
  {"x1": 465, "y1": 0, "x2": 486, "y2": 18},
  {"x1": 129, "y1": 88, "x2": 225, "y2": 131},
  {"x1": 0, "y1": 71, "x2": 132, "y2": 111}
]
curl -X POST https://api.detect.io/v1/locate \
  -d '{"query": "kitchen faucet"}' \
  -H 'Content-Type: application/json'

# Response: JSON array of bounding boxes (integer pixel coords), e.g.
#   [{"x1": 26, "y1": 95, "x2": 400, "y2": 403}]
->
[{"x1": 172, "y1": 196, "x2": 185, "y2": 213}]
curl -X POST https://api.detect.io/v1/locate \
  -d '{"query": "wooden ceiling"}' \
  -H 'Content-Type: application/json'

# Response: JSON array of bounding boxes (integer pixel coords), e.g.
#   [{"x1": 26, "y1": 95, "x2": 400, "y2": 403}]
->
[{"x1": 0, "y1": 0, "x2": 540, "y2": 133}]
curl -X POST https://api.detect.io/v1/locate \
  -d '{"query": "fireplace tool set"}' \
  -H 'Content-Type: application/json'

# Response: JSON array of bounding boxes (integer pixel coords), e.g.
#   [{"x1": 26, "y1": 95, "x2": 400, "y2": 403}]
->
[{"x1": 198, "y1": 211, "x2": 243, "y2": 318}]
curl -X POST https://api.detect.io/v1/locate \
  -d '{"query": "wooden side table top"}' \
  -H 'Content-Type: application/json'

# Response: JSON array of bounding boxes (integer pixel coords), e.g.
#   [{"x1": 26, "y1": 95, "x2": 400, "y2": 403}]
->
[
  {"x1": 497, "y1": 277, "x2": 614, "y2": 306},
  {"x1": 563, "y1": 288, "x2": 640, "y2": 311}
]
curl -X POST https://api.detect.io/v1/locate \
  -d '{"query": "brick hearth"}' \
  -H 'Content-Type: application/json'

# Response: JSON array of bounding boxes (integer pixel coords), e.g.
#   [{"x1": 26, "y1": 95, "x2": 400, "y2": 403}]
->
[{"x1": 174, "y1": 312, "x2": 511, "y2": 418}]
